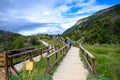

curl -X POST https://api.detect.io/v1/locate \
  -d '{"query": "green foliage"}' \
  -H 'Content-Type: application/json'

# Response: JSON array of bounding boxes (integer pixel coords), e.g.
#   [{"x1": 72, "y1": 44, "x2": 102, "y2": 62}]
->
[
  {"x1": 0, "y1": 32, "x2": 46, "y2": 52},
  {"x1": 4, "y1": 36, "x2": 25, "y2": 50},
  {"x1": 83, "y1": 44, "x2": 120, "y2": 80},
  {"x1": 63, "y1": 4, "x2": 120, "y2": 44},
  {"x1": 13, "y1": 36, "x2": 25, "y2": 49},
  {"x1": 29, "y1": 36, "x2": 40, "y2": 46},
  {"x1": 9, "y1": 57, "x2": 52, "y2": 80},
  {"x1": 41, "y1": 37, "x2": 63, "y2": 47},
  {"x1": 39, "y1": 34, "x2": 53, "y2": 41},
  {"x1": 9, "y1": 73, "x2": 52, "y2": 80}
]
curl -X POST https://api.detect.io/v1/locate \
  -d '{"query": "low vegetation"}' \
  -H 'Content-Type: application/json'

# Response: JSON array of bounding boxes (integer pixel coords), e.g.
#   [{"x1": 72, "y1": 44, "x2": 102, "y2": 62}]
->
[
  {"x1": 8, "y1": 35, "x2": 64, "y2": 80},
  {"x1": 0, "y1": 33, "x2": 44, "y2": 52},
  {"x1": 9, "y1": 57, "x2": 52, "y2": 80},
  {"x1": 63, "y1": 4, "x2": 120, "y2": 44},
  {"x1": 39, "y1": 35, "x2": 63, "y2": 48},
  {"x1": 83, "y1": 44, "x2": 120, "y2": 80}
]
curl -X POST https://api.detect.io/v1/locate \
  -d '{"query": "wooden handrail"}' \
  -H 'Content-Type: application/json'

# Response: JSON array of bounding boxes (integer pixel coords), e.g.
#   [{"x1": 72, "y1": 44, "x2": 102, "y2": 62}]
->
[
  {"x1": 8, "y1": 48, "x2": 34, "y2": 55},
  {"x1": 5, "y1": 46, "x2": 56, "y2": 77},
  {"x1": 47, "y1": 46, "x2": 66, "y2": 58},
  {"x1": 8, "y1": 46, "x2": 50, "y2": 58},
  {"x1": 0, "y1": 42, "x2": 60, "y2": 80},
  {"x1": 80, "y1": 43, "x2": 96, "y2": 75},
  {"x1": 80, "y1": 44, "x2": 95, "y2": 59},
  {"x1": 45, "y1": 44, "x2": 70, "y2": 73}
]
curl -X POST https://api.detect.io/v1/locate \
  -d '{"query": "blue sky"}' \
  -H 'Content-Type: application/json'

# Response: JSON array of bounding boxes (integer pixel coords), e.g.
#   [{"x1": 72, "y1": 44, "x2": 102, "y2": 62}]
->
[{"x1": 0, "y1": 0, "x2": 120, "y2": 35}]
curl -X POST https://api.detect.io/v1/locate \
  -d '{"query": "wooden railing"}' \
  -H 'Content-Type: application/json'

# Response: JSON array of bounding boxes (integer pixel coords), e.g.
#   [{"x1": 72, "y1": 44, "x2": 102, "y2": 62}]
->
[
  {"x1": 45, "y1": 44, "x2": 70, "y2": 73},
  {"x1": 8, "y1": 47, "x2": 34, "y2": 55},
  {"x1": 0, "y1": 45, "x2": 56, "y2": 80},
  {"x1": 0, "y1": 52, "x2": 7, "y2": 80},
  {"x1": 80, "y1": 44, "x2": 96, "y2": 75}
]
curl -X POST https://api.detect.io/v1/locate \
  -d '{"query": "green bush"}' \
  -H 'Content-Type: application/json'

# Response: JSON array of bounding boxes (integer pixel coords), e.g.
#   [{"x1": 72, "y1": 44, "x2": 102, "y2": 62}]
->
[{"x1": 30, "y1": 36, "x2": 40, "y2": 46}]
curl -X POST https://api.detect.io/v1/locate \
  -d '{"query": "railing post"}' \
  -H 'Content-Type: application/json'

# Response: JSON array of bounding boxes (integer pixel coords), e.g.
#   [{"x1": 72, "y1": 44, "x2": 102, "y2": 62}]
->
[
  {"x1": 47, "y1": 57, "x2": 50, "y2": 67},
  {"x1": 5, "y1": 52, "x2": 8, "y2": 80},
  {"x1": 81, "y1": 48, "x2": 84, "y2": 55},
  {"x1": 46, "y1": 57, "x2": 50, "y2": 73},
  {"x1": 80, "y1": 44, "x2": 96, "y2": 75},
  {"x1": 86, "y1": 54, "x2": 89, "y2": 62},
  {"x1": 60, "y1": 50, "x2": 63, "y2": 60},
  {"x1": 63, "y1": 48, "x2": 64, "y2": 55},
  {"x1": 92, "y1": 58, "x2": 95, "y2": 75},
  {"x1": 65, "y1": 46, "x2": 67, "y2": 53},
  {"x1": 62, "y1": 48, "x2": 64, "y2": 55},
  {"x1": 40, "y1": 49, "x2": 42, "y2": 57},
  {"x1": 29, "y1": 52, "x2": 33, "y2": 61},
  {"x1": 47, "y1": 46, "x2": 50, "y2": 55},
  {"x1": 9, "y1": 57, "x2": 18, "y2": 76},
  {"x1": 56, "y1": 52, "x2": 58, "y2": 65},
  {"x1": 0, "y1": 52, "x2": 8, "y2": 80}
]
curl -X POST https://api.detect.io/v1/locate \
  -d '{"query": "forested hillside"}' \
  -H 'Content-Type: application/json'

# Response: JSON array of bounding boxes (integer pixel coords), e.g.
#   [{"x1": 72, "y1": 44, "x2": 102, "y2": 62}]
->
[
  {"x1": 63, "y1": 4, "x2": 120, "y2": 44},
  {"x1": 0, "y1": 30, "x2": 43, "y2": 52}
]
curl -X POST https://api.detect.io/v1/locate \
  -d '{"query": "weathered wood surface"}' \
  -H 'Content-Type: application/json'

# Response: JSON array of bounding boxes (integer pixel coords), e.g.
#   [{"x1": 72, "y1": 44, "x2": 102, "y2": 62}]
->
[
  {"x1": 0, "y1": 52, "x2": 7, "y2": 80},
  {"x1": 0, "y1": 45, "x2": 56, "y2": 80},
  {"x1": 53, "y1": 47, "x2": 88, "y2": 80},
  {"x1": 0, "y1": 68, "x2": 6, "y2": 80},
  {"x1": 80, "y1": 44, "x2": 96, "y2": 75},
  {"x1": 45, "y1": 44, "x2": 69, "y2": 74}
]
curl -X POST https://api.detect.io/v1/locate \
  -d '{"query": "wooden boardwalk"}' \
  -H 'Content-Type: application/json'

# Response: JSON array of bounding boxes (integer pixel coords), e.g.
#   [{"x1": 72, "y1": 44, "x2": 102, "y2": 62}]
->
[{"x1": 53, "y1": 46, "x2": 88, "y2": 80}]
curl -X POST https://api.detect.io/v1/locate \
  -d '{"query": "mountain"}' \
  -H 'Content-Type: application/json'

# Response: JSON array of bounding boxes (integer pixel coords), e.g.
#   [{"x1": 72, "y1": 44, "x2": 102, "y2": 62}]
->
[
  {"x1": 0, "y1": 30, "x2": 21, "y2": 42},
  {"x1": 63, "y1": 4, "x2": 120, "y2": 44},
  {"x1": 0, "y1": 30, "x2": 44, "y2": 52},
  {"x1": 0, "y1": 30, "x2": 25, "y2": 52}
]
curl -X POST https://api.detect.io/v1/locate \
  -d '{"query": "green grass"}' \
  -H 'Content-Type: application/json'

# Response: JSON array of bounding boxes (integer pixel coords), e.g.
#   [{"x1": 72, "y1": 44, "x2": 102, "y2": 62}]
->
[
  {"x1": 82, "y1": 44, "x2": 120, "y2": 80},
  {"x1": 9, "y1": 52, "x2": 65, "y2": 80},
  {"x1": 49, "y1": 51, "x2": 64, "y2": 75},
  {"x1": 8, "y1": 35, "x2": 66, "y2": 80},
  {"x1": 9, "y1": 57, "x2": 52, "y2": 80},
  {"x1": 41, "y1": 38, "x2": 63, "y2": 48},
  {"x1": 9, "y1": 38, "x2": 65, "y2": 80}
]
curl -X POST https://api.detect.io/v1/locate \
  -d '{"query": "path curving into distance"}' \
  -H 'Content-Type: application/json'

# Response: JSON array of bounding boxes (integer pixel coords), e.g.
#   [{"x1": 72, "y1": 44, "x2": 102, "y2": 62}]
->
[
  {"x1": 53, "y1": 46, "x2": 88, "y2": 80},
  {"x1": 15, "y1": 40, "x2": 51, "y2": 71}
]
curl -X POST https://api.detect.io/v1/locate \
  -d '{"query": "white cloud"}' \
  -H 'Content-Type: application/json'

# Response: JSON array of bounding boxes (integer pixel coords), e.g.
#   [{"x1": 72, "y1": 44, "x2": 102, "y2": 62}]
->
[
  {"x1": 60, "y1": 21, "x2": 79, "y2": 30},
  {"x1": 43, "y1": 11, "x2": 51, "y2": 16},
  {"x1": 19, "y1": 26, "x2": 63, "y2": 35},
  {"x1": 0, "y1": 0, "x2": 111, "y2": 35},
  {"x1": 75, "y1": 0, "x2": 96, "y2": 7},
  {"x1": 76, "y1": 5, "x2": 110, "y2": 14}
]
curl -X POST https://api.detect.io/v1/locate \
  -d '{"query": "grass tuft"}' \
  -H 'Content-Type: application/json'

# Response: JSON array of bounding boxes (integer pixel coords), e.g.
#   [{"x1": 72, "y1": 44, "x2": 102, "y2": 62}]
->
[{"x1": 83, "y1": 44, "x2": 120, "y2": 80}]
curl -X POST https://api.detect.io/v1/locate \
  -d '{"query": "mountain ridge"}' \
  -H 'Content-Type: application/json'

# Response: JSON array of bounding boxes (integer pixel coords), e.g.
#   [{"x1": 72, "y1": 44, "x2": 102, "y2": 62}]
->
[{"x1": 63, "y1": 4, "x2": 120, "y2": 44}]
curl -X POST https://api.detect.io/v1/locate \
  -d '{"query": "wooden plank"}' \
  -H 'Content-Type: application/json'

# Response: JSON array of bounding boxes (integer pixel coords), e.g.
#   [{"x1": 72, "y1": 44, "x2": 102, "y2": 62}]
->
[
  {"x1": 0, "y1": 68, "x2": 6, "y2": 80},
  {"x1": 0, "y1": 61, "x2": 5, "y2": 66},
  {"x1": 0, "y1": 53, "x2": 6, "y2": 66},
  {"x1": 81, "y1": 53, "x2": 93, "y2": 71},
  {"x1": 47, "y1": 45, "x2": 68, "y2": 58},
  {"x1": 80, "y1": 44, "x2": 95, "y2": 59},
  {"x1": 9, "y1": 67, "x2": 18, "y2": 76},
  {"x1": 80, "y1": 44, "x2": 97, "y2": 75},
  {"x1": 8, "y1": 46, "x2": 47, "y2": 58},
  {"x1": 0, "y1": 53, "x2": 5, "y2": 57},
  {"x1": 0, "y1": 58, "x2": 5, "y2": 61}
]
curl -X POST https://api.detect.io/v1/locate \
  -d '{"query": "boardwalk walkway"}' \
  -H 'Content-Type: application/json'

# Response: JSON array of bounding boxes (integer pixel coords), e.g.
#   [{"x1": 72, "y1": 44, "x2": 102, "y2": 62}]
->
[{"x1": 53, "y1": 46, "x2": 88, "y2": 80}]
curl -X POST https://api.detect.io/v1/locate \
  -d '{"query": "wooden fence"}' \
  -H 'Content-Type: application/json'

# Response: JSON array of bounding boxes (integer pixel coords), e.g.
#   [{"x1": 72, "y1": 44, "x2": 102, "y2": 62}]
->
[
  {"x1": 80, "y1": 44, "x2": 96, "y2": 75},
  {"x1": 45, "y1": 44, "x2": 70, "y2": 73},
  {"x1": 0, "y1": 52, "x2": 7, "y2": 80},
  {"x1": 0, "y1": 45, "x2": 56, "y2": 80}
]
